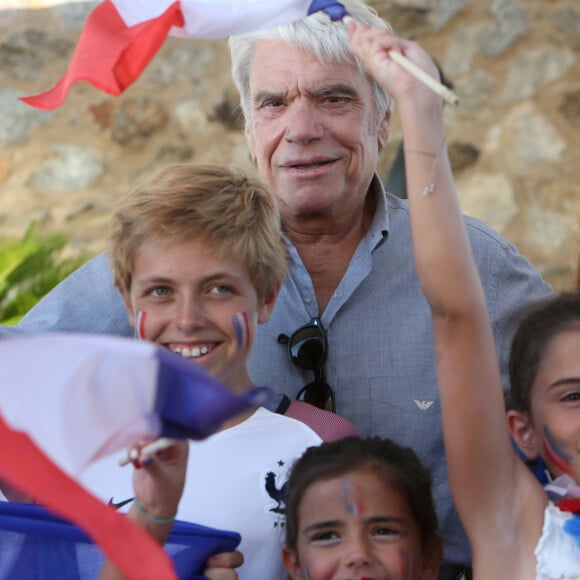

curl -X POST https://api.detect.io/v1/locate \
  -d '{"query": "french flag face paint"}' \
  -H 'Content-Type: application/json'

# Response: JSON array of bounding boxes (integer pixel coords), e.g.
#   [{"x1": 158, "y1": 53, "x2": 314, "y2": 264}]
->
[
  {"x1": 400, "y1": 549, "x2": 415, "y2": 580},
  {"x1": 232, "y1": 312, "x2": 251, "y2": 351},
  {"x1": 543, "y1": 426, "x2": 573, "y2": 475},
  {"x1": 341, "y1": 480, "x2": 365, "y2": 516},
  {"x1": 135, "y1": 310, "x2": 147, "y2": 341}
]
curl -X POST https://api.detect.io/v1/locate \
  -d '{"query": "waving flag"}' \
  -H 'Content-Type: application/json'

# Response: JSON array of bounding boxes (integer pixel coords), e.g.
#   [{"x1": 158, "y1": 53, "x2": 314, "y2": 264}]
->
[
  {"x1": 0, "y1": 502, "x2": 241, "y2": 580},
  {"x1": 0, "y1": 333, "x2": 268, "y2": 578},
  {"x1": 21, "y1": 0, "x2": 348, "y2": 110},
  {"x1": 0, "y1": 333, "x2": 269, "y2": 476}
]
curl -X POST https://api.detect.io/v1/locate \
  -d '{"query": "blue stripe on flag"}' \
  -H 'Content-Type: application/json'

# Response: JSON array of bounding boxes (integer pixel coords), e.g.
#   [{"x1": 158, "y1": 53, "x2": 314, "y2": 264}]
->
[
  {"x1": 0, "y1": 501, "x2": 241, "y2": 580},
  {"x1": 308, "y1": 0, "x2": 349, "y2": 20},
  {"x1": 153, "y1": 348, "x2": 274, "y2": 440}
]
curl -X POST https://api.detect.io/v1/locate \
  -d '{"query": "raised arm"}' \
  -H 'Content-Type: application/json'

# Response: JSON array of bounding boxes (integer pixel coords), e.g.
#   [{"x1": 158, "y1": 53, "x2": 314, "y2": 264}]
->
[{"x1": 348, "y1": 23, "x2": 545, "y2": 564}]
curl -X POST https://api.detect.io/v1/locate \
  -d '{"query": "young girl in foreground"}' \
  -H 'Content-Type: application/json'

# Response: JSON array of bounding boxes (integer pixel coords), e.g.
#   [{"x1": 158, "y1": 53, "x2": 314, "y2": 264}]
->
[
  {"x1": 281, "y1": 436, "x2": 442, "y2": 580},
  {"x1": 349, "y1": 20, "x2": 580, "y2": 579}
]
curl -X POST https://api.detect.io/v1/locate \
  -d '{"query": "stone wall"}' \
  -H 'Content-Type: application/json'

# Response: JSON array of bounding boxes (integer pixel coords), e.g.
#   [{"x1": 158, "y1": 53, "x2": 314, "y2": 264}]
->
[{"x1": 0, "y1": 0, "x2": 578, "y2": 289}]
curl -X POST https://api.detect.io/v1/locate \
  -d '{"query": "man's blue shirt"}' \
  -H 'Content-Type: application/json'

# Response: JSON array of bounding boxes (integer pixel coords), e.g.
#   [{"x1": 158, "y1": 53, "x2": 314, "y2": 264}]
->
[{"x1": 0, "y1": 175, "x2": 554, "y2": 568}]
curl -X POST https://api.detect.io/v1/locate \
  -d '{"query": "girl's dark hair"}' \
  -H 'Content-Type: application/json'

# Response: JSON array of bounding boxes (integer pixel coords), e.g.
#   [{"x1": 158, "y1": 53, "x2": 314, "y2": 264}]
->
[
  {"x1": 284, "y1": 436, "x2": 438, "y2": 553},
  {"x1": 508, "y1": 292, "x2": 580, "y2": 413}
]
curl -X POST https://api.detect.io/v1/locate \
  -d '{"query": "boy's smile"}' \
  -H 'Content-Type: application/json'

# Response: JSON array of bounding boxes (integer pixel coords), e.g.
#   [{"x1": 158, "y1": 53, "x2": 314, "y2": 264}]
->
[
  {"x1": 123, "y1": 238, "x2": 276, "y2": 394},
  {"x1": 167, "y1": 342, "x2": 214, "y2": 360}
]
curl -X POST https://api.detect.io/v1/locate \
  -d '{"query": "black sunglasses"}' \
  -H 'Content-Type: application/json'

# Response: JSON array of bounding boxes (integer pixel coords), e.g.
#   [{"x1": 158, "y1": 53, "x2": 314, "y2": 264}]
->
[{"x1": 280, "y1": 318, "x2": 336, "y2": 412}]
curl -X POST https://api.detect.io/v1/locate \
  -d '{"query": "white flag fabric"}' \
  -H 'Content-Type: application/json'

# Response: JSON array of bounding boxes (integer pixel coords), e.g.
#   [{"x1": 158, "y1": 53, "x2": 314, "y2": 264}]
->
[
  {"x1": 21, "y1": 0, "x2": 348, "y2": 110},
  {"x1": 0, "y1": 332, "x2": 268, "y2": 477},
  {"x1": 0, "y1": 333, "x2": 267, "y2": 579},
  {"x1": 114, "y1": 0, "x2": 315, "y2": 39}
]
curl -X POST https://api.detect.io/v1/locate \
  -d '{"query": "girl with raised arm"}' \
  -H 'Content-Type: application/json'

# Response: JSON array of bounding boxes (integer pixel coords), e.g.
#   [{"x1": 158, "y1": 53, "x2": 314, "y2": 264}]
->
[{"x1": 349, "y1": 21, "x2": 579, "y2": 579}]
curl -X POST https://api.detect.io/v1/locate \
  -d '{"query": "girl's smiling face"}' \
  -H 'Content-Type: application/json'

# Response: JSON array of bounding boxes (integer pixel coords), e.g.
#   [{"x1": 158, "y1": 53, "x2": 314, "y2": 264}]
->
[
  {"x1": 528, "y1": 329, "x2": 580, "y2": 480},
  {"x1": 123, "y1": 238, "x2": 277, "y2": 393},
  {"x1": 282, "y1": 466, "x2": 441, "y2": 580}
]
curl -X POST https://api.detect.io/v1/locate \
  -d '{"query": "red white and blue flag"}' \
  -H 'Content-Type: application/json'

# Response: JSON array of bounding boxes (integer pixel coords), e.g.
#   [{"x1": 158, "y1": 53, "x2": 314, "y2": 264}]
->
[
  {"x1": 0, "y1": 333, "x2": 269, "y2": 579},
  {"x1": 21, "y1": 0, "x2": 348, "y2": 110}
]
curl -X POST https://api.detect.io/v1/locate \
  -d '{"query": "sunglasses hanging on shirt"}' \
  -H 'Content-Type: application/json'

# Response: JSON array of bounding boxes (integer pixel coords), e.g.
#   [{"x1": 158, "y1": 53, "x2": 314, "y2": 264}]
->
[{"x1": 278, "y1": 317, "x2": 336, "y2": 412}]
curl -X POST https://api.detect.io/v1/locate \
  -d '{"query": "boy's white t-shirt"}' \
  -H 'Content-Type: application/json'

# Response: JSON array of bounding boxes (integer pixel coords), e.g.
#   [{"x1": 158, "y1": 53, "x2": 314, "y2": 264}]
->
[{"x1": 81, "y1": 407, "x2": 323, "y2": 579}]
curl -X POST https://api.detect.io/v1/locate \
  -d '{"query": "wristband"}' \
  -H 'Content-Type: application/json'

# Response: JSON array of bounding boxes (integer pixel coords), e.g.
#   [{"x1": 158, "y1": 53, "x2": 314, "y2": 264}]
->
[{"x1": 133, "y1": 498, "x2": 176, "y2": 525}]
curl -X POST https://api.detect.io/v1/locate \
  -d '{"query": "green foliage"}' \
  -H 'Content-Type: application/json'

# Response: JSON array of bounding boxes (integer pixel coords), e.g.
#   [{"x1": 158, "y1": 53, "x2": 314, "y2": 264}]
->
[{"x1": 0, "y1": 225, "x2": 90, "y2": 325}]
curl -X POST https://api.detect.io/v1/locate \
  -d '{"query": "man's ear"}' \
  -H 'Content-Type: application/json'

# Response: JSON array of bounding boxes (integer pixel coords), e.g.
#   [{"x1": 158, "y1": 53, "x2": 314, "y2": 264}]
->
[
  {"x1": 507, "y1": 410, "x2": 539, "y2": 461},
  {"x1": 420, "y1": 536, "x2": 444, "y2": 580},
  {"x1": 281, "y1": 546, "x2": 304, "y2": 580},
  {"x1": 377, "y1": 109, "x2": 391, "y2": 151},
  {"x1": 257, "y1": 283, "x2": 281, "y2": 324}
]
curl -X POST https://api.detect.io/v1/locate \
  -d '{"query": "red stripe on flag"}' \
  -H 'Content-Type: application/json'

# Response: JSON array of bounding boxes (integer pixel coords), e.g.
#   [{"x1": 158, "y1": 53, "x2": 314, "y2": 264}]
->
[
  {"x1": 0, "y1": 413, "x2": 177, "y2": 579},
  {"x1": 20, "y1": 0, "x2": 184, "y2": 110}
]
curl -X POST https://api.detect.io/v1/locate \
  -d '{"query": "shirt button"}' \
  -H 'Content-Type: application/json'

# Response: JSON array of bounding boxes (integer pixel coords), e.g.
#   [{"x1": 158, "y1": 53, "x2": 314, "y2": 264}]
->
[
  {"x1": 334, "y1": 291, "x2": 344, "y2": 299},
  {"x1": 303, "y1": 297, "x2": 312, "y2": 304}
]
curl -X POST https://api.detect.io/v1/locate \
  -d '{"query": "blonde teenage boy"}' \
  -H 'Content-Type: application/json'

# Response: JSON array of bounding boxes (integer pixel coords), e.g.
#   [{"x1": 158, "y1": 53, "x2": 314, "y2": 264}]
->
[{"x1": 82, "y1": 163, "x2": 356, "y2": 580}]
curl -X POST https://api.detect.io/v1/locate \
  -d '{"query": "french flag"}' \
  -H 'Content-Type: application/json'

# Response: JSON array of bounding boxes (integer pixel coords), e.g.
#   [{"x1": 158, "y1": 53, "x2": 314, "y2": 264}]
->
[
  {"x1": 0, "y1": 333, "x2": 269, "y2": 578},
  {"x1": 21, "y1": 0, "x2": 348, "y2": 110}
]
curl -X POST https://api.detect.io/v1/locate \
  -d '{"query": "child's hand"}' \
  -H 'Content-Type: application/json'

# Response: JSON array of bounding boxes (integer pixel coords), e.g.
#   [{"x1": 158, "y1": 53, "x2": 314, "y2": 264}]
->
[
  {"x1": 131, "y1": 439, "x2": 189, "y2": 521},
  {"x1": 347, "y1": 21, "x2": 441, "y2": 107},
  {"x1": 203, "y1": 550, "x2": 244, "y2": 580}
]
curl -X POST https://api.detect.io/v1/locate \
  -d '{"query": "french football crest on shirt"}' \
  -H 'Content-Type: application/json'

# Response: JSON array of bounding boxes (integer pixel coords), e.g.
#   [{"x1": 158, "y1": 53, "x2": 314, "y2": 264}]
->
[
  {"x1": 414, "y1": 399, "x2": 434, "y2": 411},
  {"x1": 262, "y1": 460, "x2": 289, "y2": 528}
]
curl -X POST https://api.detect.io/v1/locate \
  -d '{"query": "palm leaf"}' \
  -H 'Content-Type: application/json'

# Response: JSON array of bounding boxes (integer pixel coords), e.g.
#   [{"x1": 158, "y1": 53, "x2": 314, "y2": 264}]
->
[{"x1": 0, "y1": 225, "x2": 91, "y2": 324}]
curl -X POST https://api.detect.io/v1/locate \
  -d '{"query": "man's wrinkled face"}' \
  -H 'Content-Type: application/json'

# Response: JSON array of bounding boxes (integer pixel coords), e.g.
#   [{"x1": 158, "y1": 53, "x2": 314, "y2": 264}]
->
[{"x1": 245, "y1": 41, "x2": 388, "y2": 220}]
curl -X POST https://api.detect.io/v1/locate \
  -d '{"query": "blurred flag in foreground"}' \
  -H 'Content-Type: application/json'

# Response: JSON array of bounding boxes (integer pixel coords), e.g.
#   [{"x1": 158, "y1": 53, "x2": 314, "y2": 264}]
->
[
  {"x1": 21, "y1": 0, "x2": 348, "y2": 110},
  {"x1": 0, "y1": 333, "x2": 268, "y2": 579},
  {"x1": 0, "y1": 502, "x2": 241, "y2": 580}
]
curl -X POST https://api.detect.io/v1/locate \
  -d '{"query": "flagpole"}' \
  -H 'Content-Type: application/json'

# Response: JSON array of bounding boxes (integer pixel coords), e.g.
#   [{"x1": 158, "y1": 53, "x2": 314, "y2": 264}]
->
[
  {"x1": 343, "y1": 16, "x2": 459, "y2": 107},
  {"x1": 119, "y1": 438, "x2": 177, "y2": 467}
]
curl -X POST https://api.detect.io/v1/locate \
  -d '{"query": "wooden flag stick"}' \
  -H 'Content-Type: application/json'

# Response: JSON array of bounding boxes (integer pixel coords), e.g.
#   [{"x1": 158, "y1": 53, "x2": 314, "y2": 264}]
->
[{"x1": 343, "y1": 15, "x2": 459, "y2": 106}]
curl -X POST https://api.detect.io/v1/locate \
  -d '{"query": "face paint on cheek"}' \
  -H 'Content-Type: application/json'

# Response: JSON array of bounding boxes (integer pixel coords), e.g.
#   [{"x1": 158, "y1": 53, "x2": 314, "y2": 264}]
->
[
  {"x1": 543, "y1": 426, "x2": 573, "y2": 475},
  {"x1": 302, "y1": 564, "x2": 313, "y2": 580},
  {"x1": 232, "y1": 311, "x2": 252, "y2": 351},
  {"x1": 341, "y1": 480, "x2": 365, "y2": 516},
  {"x1": 400, "y1": 549, "x2": 415, "y2": 580},
  {"x1": 134, "y1": 310, "x2": 147, "y2": 341}
]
